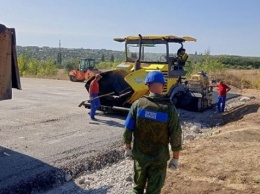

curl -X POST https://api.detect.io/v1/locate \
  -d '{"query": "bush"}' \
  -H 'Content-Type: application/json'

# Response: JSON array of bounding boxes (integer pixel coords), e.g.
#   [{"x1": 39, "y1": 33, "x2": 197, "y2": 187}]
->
[
  {"x1": 96, "y1": 60, "x2": 121, "y2": 69},
  {"x1": 18, "y1": 55, "x2": 57, "y2": 77},
  {"x1": 186, "y1": 49, "x2": 225, "y2": 77},
  {"x1": 63, "y1": 58, "x2": 79, "y2": 73}
]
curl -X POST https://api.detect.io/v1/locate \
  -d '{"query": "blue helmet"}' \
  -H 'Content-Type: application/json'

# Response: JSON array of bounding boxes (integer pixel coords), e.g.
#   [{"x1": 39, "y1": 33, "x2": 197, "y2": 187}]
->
[{"x1": 145, "y1": 71, "x2": 166, "y2": 85}]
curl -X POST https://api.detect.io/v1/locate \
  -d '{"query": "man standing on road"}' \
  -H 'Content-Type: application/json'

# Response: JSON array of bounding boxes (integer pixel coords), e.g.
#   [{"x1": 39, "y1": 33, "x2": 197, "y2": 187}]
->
[
  {"x1": 216, "y1": 80, "x2": 231, "y2": 113},
  {"x1": 89, "y1": 74, "x2": 102, "y2": 120},
  {"x1": 123, "y1": 71, "x2": 182, "y2": 194}
]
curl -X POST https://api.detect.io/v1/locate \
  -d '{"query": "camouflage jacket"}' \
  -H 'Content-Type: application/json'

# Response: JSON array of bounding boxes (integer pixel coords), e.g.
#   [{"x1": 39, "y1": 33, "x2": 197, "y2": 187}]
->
[{"x1": 123, "y1": 93, "x2": 182, "y2": 163}]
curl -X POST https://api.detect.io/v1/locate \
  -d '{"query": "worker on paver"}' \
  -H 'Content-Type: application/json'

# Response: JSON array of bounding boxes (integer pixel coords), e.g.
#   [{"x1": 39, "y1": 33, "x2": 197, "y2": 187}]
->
[
  {"x1": 177, "y1": 48, "x2": 188, "y2": 69},
  {"x1": 123, "y1": 71, "x2": 182, "y2": 194}
]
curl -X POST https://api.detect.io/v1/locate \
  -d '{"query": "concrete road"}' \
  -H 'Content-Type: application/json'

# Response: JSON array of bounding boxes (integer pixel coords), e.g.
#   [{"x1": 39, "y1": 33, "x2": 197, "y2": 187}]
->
[{"x1": 0, "y1": 78, "x2": 125, "y2": 193}]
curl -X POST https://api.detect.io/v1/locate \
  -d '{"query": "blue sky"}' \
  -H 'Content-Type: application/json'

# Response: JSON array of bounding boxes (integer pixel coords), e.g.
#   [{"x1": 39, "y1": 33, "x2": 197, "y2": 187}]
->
[{"x1": 1, "y1": 0, "x2": 260, "y2": 57}]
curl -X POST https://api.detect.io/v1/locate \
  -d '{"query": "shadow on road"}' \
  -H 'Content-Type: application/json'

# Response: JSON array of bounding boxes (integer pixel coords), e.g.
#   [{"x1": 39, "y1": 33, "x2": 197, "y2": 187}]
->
[
  {"x1": 88, "y1": 111, "x2": 127, "y2": 128},
  {"x1": 85, "y1": 186, "x2": 113, "y2": 194},
  {"x1": 44, "y1": 183, "x2": 113, "y2": 194},
  {"x1": 96, "y1": 119, "x2": 125, "y2": 128},
  {"x1": 0, "y1": 146, "x2": 115, "y2": 194},
  {"x1": 223, "y1": 103, "x2": 260, "y2": 124},
  {"x1": 0, "y1": 146, "x2": 62, "y2": 193}
]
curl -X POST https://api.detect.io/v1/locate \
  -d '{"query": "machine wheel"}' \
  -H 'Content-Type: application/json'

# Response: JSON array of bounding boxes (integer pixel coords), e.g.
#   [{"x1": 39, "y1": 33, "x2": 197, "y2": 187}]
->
[
  {"x1": 69, "y1": 75, "x2": 77, "y2": 82},
  {"x1": 168, "y1": 84, "x2": 199, "y2": 111}
]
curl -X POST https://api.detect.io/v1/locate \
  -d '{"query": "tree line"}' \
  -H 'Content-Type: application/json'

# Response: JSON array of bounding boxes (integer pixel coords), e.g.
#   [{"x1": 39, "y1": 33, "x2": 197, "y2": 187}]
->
[
  {"x1": 16, "y1": 46, "x2": 260, "y2": 81},
  {"x1": 17, "y1": 46, "x2": 260, "y2": 71}
]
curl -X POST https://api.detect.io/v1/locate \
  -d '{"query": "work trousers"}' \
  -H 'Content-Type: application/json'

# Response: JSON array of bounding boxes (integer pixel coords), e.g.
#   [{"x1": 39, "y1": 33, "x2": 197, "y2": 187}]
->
[
  {"x1": 217, "y1": 95, "x2": 226, "y2": 112},
  {"x1": 90, "y1": 93, "x2": 100, "y2": 118},
  {"x1": 132, "y1": 159, "x2": 167, "y2": 194}
]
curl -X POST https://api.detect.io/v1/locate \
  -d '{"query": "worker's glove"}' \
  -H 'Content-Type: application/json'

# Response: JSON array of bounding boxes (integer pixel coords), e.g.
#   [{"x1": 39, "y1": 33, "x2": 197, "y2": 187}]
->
[
  {"x1": 124, "y1": 148, "x2": 133, "y2": 160},
  {"x1": 168, "y1": 158, "x2": 179, "y2": 170}
]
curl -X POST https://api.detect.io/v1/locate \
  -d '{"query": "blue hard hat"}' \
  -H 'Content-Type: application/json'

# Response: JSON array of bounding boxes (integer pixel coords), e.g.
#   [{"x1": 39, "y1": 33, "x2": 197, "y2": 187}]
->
[{"x1": 145, "y1": 71, "x2": 166, "y2": 85}]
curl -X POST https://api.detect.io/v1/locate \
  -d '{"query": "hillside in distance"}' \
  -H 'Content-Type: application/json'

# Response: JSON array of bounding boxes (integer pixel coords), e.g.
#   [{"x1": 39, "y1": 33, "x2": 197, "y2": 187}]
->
[
  {"x1": 16, "y1": 46, "x2": 260, "y2": 69},
  {"x1": 16, "y1": 46, "x2": 125, "y2": 62}
]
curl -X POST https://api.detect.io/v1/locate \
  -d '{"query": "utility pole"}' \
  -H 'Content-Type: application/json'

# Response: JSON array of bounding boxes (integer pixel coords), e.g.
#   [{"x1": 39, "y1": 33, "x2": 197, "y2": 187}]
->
[{"x1": 57, "y1": 40, "x2": 62, "y2": 64}]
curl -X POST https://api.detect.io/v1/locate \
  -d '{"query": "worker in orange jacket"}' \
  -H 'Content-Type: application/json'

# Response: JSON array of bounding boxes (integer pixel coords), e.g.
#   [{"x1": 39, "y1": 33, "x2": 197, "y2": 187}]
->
[{"x1": 89, "y1": 74, "x2": 102, "y2": 120}]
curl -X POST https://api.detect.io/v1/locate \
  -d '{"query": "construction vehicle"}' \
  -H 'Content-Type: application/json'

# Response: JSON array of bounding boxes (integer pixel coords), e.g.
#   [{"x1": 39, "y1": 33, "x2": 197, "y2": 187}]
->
[
  {"x1": 188, "y1": 71, "x2": 212, "y2": 110},
  {"x1": 69, "y1": 58, "x2": 101, "y2": 82},
  {"x1": 80, "y1": 34, "x2": 212, "y2": 112},
  {"x1": 0, "y1": 24, "x2": 21, "y2": 101}
]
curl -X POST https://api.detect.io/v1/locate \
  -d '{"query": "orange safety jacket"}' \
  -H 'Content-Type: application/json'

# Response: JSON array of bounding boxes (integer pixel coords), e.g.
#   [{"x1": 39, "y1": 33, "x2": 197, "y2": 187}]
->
[{"x1": 89, "y1": 79, "x2": 99, "y2": 94}]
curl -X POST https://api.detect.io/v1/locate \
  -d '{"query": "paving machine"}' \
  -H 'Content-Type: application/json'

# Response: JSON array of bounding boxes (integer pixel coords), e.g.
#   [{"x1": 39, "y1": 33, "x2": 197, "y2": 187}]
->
[
  {"x1": 188, "y1": 71, "x2": 212, "y2": 110},
  {"x1": 69, "y1": 58, "x2": 101, "y2": 82},
  {"x1": 80, "y1": 34, "x2": 212, "y2": 112}
]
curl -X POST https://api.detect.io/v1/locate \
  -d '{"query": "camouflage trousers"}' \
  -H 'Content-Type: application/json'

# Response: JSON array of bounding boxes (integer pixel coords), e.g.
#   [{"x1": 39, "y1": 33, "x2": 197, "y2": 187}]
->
[{"x1": 132, "y1": 159, "x2": 167, "y2": 194}]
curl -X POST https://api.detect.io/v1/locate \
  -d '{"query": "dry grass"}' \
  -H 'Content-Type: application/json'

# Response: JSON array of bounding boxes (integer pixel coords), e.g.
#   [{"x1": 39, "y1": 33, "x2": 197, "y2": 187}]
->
[
  {"x1": 55, "y1": 69, "x2": 69, "y2": 80},
  {"x1": 25, "y1": 68, "x2": 260, "y2": 90},
  {"x1": 20, "y1": 69, "x2": 70, "y2": 80},
  {"x1": 210, "y1": 69, "x2": 260, "y2": 89}
]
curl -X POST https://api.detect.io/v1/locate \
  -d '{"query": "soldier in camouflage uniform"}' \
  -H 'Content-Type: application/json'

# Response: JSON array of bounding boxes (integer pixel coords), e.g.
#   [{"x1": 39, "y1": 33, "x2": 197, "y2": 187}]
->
[{"x1": 123, "y1": 71, "x2": 182, "y2": 194}]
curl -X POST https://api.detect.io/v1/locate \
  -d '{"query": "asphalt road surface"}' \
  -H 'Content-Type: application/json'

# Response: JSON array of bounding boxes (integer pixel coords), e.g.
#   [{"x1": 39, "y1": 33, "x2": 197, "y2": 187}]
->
[
  {"x1": 0, "y1": 78, "x2": 126, "y2": 193},
  {"x1": 0, "y1": 78, "x2": 239, "y2": 193}
]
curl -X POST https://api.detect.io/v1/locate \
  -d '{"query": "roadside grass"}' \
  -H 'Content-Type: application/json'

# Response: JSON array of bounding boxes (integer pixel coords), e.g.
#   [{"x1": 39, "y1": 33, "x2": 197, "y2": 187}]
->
[
  {"x1": 21, "y1": 69, "x2": 69, "y2": 80},
  {"x1": 55, "y1": 69, "x2": 69, "y2": 80},
  {"x1": 22, "y1": 68, "x2": 260, "y2": 90},
  {"x1": 210, "y1": 69, "x2": 260, "y2": 89}
]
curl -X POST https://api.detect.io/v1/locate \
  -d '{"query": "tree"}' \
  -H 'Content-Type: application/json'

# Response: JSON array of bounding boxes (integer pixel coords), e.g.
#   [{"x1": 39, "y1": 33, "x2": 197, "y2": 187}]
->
[
  {"x1": 110, "y1": 54, "x2": 114, "y2": 62},
  {"x1": 101, "y1": 53, "x2": 105, "y2": 62},
  {"x1": 57, "y1": 52, "x2": 62, "y2": 65}
]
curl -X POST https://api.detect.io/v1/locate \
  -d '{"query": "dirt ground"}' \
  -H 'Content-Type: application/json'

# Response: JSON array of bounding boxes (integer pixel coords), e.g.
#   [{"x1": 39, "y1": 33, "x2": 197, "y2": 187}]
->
[{"x1": 162, "y1": 89, "x2": 260, "y2": 194}]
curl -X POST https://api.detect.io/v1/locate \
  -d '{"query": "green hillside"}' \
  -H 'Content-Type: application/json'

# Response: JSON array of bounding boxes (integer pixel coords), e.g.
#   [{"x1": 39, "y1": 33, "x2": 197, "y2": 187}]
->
[
  {"x1": 16, "y1": 46, "x2": 260, "y2": 70},
  {"x1": 16, "y1": 46, "x2": 125, "y2": 63}
]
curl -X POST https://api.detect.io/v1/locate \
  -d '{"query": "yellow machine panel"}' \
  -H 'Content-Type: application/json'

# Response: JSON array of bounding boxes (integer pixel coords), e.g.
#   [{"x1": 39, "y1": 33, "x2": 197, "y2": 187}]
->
[{"x1": 124, "y1": 69, "x2": 148, "y2": 103}]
